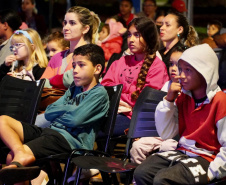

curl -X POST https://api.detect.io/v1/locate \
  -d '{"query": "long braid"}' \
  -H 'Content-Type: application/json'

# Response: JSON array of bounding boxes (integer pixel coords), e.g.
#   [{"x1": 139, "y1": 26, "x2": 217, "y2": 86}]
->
[
  {"x1": 128, "y1": 18, "x2": 159, "y2": 100},
  {"x1": 131, "y1": 53, "x2": 156, "y2": 100}
]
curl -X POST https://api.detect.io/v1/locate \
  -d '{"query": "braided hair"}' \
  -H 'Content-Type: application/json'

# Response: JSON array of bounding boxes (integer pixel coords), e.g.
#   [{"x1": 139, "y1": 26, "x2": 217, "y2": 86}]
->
[{"x1": 129, "y1": 17, "x2": 159, "y2": 100}]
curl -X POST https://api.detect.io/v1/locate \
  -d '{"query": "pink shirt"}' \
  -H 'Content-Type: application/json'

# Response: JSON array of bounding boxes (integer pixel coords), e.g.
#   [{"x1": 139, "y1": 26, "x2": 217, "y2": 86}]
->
[{"x1": 101, "y1": 55, "x2": 169, "y2": 119}]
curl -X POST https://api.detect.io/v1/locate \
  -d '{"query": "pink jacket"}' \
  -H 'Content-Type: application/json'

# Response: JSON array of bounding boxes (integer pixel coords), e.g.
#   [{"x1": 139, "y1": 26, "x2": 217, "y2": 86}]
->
[
  {"x1": 41, "y1": 50, "x2": 72, "y2": 79},
  {"x1": 101, "y1": 55, "x2": 169, "y2": 119},
  {"x1": 98, "y1": 20, "x2": 124, "y2": 61}
]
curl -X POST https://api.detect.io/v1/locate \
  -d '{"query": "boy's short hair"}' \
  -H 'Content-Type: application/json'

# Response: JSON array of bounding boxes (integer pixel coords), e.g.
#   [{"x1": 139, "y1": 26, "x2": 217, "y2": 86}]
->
[
  {"x1": 0, "y1": 9, "x2": 22, "y2": 31},
  {"x1": 208, "y1": 20, "x2": 222, "y2": 31},
  {"x1": 73, "y1": 44, "x2": 105, "y2": 75}
]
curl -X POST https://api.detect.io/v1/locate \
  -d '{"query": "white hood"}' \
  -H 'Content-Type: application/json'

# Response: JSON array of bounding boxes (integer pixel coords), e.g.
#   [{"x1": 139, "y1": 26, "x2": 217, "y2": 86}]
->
[{"x1": 179, "y1": 43, "x2": 221, "y2": 102}]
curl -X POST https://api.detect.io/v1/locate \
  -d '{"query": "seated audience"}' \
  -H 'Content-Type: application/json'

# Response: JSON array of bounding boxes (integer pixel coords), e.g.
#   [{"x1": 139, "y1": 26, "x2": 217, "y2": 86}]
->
[
  {"x1": 130, "y1": 46, "x2": 186, "y2": 164},
  {"x1": 44, "y1": 31, "x2": 69, "y2": 60},
  {"x1": 113, "y1": 0, "x2": 136, "y2": 28},
  {"x1": 41, "y1": 6, "x2": 100, "y2": 90},
  {"x1": 97, "y1": 19, "x2": 124, "y2": 73},
  {"x1": 19, "y1": 0, "x2": 47, "y2": 38},
  {"x1": 159, "y1": 10, "x2": 199, "y2": 73},
  {"x1": 0, "y1": 9, "x2": 22, "y2": 65},
  {"x1": 0, "y1": 29, "x2": 48, "y2": 81},
  {"x1": 134, "y1": 44, "x2": 226, "y2": 184},
  {"x1": 0, "y1": 44, "x2": 109, "y2": 184},
  {"x1": 136, "y1": 0, "x2": 157, "y2": 20},
  {"x1": 101, "y1": 17, "x2": 169, "y2": 137},
  {"x1": 202, "y1": 20, "x2": 222, "y2": 49}
]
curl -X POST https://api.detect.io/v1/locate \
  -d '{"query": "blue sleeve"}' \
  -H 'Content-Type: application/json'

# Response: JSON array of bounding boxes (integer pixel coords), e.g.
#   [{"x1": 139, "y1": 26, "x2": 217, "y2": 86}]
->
[
  {"x1": 44, "y1": 89, "x2": 71, "y2": 121},
  {"x1": 45, "y1": 87, "x2": 109, "y2": 128}
]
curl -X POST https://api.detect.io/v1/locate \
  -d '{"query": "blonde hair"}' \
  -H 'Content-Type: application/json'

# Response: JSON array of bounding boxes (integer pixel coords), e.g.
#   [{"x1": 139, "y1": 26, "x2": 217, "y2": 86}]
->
[
  {"x1": 67, "y1": 6, "x2": 100, "y2": 44},
  {"x1": 11, "y1": 28, "x2": 48, "y2": 71}
]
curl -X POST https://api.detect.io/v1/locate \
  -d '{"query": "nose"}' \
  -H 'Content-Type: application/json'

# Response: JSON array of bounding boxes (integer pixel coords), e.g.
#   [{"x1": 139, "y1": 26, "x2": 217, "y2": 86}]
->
[
  {"x1": 180, "y1": 71, "x2": 185, "y2": 78},
  {"x1": 73, "y1": 66, "x2": 78, "y2": 74},
  {"x1": 49, "y1": 51, "x2": 54, "y2": 58},
  {"x1": 160, "y1": 24, "x2": 164, "y2": 31},
  {"x1": 128, "y1": 35, "x2": 135, "y2": 42}
]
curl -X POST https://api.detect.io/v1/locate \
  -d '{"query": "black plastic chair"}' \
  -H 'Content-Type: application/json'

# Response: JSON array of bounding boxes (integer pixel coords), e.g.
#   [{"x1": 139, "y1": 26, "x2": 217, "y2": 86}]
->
[
  {"x1": 0, "y1": 75, "x2": 45, "y2": 125},
  {"x1": 39, "y1": 84, "x2": 123, "y2": 185},
  {"x1": 71, "y1": 86, "x2": 167, "y2": 185}
]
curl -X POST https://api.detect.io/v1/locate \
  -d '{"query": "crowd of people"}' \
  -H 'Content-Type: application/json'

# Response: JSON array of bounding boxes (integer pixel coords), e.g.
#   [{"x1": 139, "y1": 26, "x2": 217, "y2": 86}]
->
[{"x1": 0, "y1": 0, "x2": 226, "y2": 184}]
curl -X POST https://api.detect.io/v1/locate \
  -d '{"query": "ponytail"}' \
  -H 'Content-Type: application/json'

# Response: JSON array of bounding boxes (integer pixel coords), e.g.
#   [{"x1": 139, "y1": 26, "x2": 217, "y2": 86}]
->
[{"x1": 184, "y1": 25, "x2": 199, "y2": 47}]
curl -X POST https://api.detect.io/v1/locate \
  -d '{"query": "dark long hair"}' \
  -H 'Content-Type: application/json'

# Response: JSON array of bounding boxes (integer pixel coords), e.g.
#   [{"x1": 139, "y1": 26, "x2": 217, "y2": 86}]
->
[{"x1": 128, "y1": 17, "x2": 159, "y2": 100}]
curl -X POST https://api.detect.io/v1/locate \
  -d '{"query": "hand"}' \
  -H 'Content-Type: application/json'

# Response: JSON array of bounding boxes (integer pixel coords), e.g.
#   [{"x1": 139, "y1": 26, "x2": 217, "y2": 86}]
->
[
  {"x1": 118, "y1": 100, "x2": 132, "y2": 113},
  {"x1": 5, "y1": 55, "x2": 16, "y2": 67},
  {"x1": 165, "y1": 76, "x2": 182, "y2": 102},
  {"x1": 7, "y1": 71, "x2": 16, "y2": 77}
]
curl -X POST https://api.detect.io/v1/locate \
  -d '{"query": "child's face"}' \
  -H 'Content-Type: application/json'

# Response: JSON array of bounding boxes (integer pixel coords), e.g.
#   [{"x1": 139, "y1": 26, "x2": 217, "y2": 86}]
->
[
  {"x1": 207, "y1": 24, "x2": 219, "y2": 37},
  {"x1": 72, "y1": 54, "x2": 101, "y2": 91},
  {"x1": 120, "y1": 1, "x2": 132, "y2": 16},
  {"x1": 10, "y1": 40, "x2": 29, "y2": 61},
  {"x1": 46, "y1": 41, "x2": 64, "y2": 59},
  {"x1": 127, "y1": 25, "x2": 146, "y2": 54},
  {"x1": 169, "y1": 51, "x2": 181, "y2": 82},
  {"x1": 21, "y1": 0, "x2": 34, "y2": 13},
  {"x1": 63, "y1": 13, "x2": 85, "y2": 41},
  {"x1": 178, "y1": 60, "x2": 206, "y2": 93},
  {"x1": 99, "y1": 27, "x2": 109, "y2": 41}
]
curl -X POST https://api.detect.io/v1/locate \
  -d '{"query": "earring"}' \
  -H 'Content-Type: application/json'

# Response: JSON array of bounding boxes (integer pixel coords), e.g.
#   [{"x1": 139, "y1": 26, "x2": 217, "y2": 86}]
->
[{"x1": 177, "y1": 33, "x2": 180, "y2": 37}]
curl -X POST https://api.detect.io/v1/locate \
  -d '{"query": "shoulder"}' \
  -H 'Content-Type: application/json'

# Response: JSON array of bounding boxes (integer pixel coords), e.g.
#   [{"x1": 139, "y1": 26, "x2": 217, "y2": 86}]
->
[
  {"x1": 48, "y1": 50, "x2": 68, "y2": 67},
  {"x1": 91, "y1": 84, "x2": 108, "y2": 97},
  {"x1": 212, "y1": 91, "x2": 226, "y2": 103}
]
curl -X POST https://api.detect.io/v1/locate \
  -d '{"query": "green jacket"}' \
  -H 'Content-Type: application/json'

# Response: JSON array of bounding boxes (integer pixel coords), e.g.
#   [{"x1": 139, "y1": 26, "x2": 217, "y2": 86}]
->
[{"x1": 45, "y1": 83, "x2": 109, "y2": 150}]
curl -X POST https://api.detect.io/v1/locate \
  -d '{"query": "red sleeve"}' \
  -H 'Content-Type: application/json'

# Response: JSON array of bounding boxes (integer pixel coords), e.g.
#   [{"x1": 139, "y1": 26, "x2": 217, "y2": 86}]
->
[{"x1": 49, "y1": 74, "x2": 67, "y2": 90}]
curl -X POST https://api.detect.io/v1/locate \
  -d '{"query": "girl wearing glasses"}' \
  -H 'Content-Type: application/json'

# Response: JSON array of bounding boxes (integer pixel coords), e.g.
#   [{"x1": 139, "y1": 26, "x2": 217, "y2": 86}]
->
[{"x1": 0, "y1": 28, "x2": 48, "y2": 81}]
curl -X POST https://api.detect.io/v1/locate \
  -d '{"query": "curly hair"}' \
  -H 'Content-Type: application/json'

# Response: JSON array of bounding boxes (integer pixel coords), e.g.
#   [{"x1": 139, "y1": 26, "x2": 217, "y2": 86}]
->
[{"x1": 168, "y1": 10, "x2": 199, "y2": 47}]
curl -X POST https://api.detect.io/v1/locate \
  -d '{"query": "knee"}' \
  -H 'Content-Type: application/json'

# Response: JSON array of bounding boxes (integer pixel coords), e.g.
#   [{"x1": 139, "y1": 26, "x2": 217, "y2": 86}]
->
[
  {"x1": 0, "y1": 115, "x2": 10, "y2": 127},
  {"x1": 133, "y1": 164, "x2": 149, "y2": 184}
]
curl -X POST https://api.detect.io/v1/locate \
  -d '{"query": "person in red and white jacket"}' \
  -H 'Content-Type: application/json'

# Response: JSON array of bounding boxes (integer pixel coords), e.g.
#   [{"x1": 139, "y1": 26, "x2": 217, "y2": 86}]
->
[{"x1": 134, "y1": 44, "x2": 226, "y2": 185}]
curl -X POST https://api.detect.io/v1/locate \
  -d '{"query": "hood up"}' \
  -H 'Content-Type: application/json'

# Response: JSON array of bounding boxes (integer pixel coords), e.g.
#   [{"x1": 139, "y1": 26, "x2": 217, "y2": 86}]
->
[
  {"x1": 179, "y1": 43, "x2": 221, "y2": 101},
  {"x1": 101, "y1": 19, "x2": 124, "y2": 43}
]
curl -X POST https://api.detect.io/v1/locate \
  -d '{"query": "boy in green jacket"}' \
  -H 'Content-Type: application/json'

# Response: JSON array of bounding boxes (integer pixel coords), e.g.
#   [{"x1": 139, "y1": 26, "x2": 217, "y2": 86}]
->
[{"x1": 0, "y1": 44, "x2": 109, "y2": 170}]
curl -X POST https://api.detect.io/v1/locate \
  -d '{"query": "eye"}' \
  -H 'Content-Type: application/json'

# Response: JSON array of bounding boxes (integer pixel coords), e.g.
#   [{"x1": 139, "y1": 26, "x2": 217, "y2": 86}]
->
[
  {"x1": 69, "y1": 20, "x2": 76, "y2": 25},
  {"x1": 186, "y1": 68, "x2": 191, "y2": 72},
  {"x1": 134, "y1": 32, "x2": 140, "y2": 37},
  {"x1": 169, "y1": 62, "x2": 173, "y2": 67},
  {"x1": 63, "y1": 20, "x2": 67, "y2": 26},
  {"x1": 51, "y1": 49, "x2": 56, "y2": 52},
  {"x1": 72, "y1": 63, "x2": 76, "y2": 69},
  {"x1": 79, "y1": 63, "x2": 85, "y2": 67},
  {"x1": 127, "y1": 32, "x2": 132, "y2": 38}
]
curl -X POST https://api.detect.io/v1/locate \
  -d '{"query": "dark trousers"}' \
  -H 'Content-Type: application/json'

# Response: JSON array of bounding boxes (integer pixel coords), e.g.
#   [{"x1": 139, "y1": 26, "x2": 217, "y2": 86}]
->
[{"x1": 134, "y1": 150, "x2": 210, "y2": 185}]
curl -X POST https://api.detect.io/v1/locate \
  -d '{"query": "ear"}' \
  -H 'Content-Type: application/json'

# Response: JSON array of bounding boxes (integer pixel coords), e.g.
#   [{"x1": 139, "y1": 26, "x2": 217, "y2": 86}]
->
[
  {"x1": 94, "y1": 64, "x2": 102, "y2": 75},
  {"x1": 2, "y1": 22, "x2": 8, "y2": 30},
  {"x1": 82, "y1": 25, "x2": 90, "y2": 35},
  {"x1": 30, "y1": 44, "x2": 35, "y2": 50},
  {"x1": 178, "y1": 26, "x2": 184, "y2": 35}
]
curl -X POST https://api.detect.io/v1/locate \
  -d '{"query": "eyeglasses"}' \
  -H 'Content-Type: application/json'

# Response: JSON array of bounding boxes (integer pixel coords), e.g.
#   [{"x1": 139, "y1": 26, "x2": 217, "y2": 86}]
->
[{"x1": 10, "y1": 43, "x2": 25, "y2": 52}]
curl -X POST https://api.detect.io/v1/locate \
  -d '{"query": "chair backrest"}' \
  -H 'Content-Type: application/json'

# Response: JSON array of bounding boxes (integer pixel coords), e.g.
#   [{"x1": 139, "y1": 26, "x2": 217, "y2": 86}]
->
[
  {"x1": 125, "y1": 86, "x2": 167, "y2": 156},
  {"x1": 0, "y1": 75, "x2": 45, "y2": 125},
  {"x1": 101, "y1": 84, "x2": 123, "y2": 153}
]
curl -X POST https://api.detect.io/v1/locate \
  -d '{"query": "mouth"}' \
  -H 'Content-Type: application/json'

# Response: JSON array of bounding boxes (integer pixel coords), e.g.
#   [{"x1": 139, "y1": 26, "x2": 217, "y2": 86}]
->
[{"x1": 160, "y1": 33, "x2": 164, "y2": 37}]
